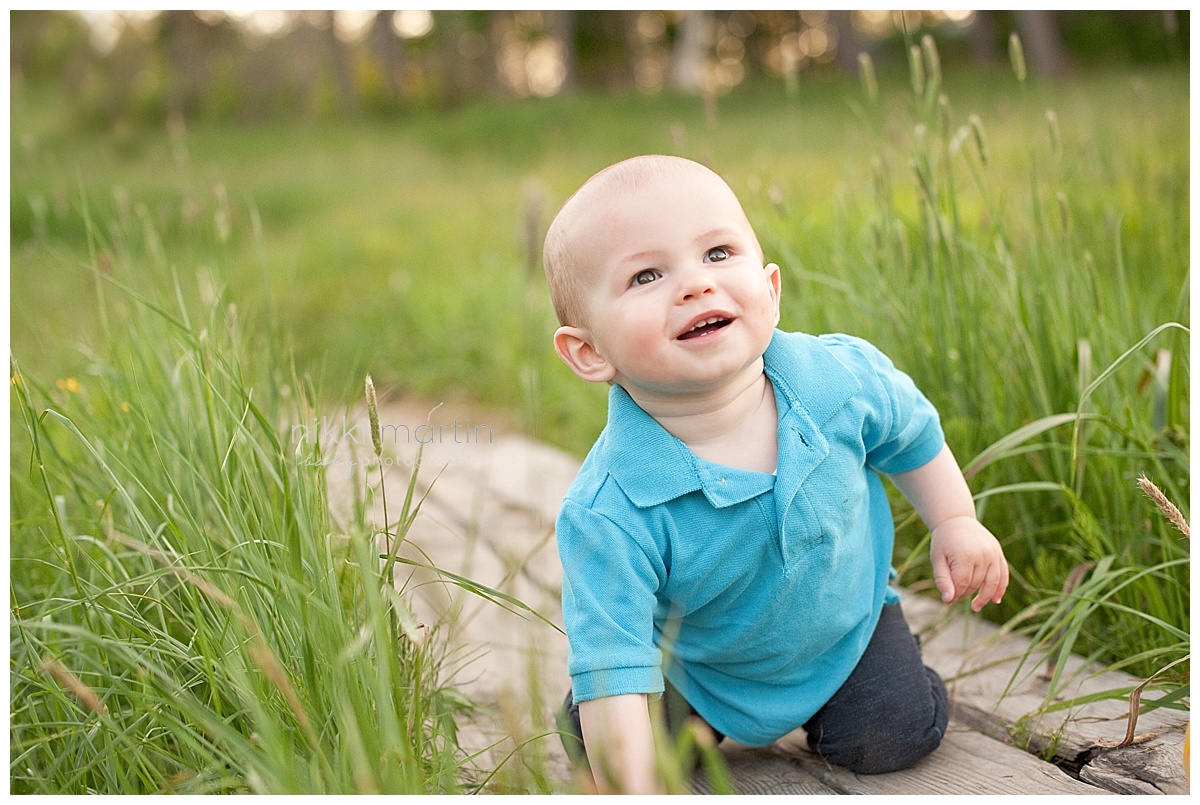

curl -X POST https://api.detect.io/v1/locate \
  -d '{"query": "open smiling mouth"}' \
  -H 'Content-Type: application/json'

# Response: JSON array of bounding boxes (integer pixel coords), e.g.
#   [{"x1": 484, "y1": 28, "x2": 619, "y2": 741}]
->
[{"x1": 677, "y1": 317, "x2": 733, "y2": 340}]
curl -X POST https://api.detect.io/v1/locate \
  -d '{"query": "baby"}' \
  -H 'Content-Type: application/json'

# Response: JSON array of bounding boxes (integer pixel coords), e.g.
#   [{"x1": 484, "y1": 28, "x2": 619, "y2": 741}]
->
[{"x1": 543, "y1": 155, "x2": 1008, "y2": 793}]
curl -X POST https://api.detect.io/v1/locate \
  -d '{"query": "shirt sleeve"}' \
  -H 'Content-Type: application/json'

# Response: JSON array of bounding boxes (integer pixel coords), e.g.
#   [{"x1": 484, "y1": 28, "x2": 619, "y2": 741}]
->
[
  {"x1": 556, "y1": 496, "x2": 667, "y2": 704},
  {"x1": 823, "y1": 334, "x2": 945, "y2": 475}
]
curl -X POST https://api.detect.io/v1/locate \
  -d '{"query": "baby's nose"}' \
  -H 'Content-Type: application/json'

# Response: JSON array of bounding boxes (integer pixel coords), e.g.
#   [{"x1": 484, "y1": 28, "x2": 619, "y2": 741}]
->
[{"x1": 677, "y1": 269, "x2": 716, "y2": 301}]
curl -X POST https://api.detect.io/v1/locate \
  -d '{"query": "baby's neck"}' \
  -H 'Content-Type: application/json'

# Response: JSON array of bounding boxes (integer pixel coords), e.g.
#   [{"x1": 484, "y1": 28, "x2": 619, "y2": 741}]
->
[{"x1": 632, "y1": 365, "x2": 778, "y2": 474}]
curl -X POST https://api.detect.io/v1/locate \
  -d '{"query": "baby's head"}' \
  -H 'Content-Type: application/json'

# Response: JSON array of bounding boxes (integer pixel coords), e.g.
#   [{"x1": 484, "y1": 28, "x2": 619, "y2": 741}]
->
[
  {"x1": 543, "y1": 155, "x2": 764, "y2": 328},
  {"x1": 542, "y1": 155, "x2": 781, "y2": 395}
]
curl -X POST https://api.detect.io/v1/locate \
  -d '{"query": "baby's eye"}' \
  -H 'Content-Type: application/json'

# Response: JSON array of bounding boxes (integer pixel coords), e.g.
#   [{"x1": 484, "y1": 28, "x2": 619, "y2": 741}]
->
[
  {"x1": 631, "y1": 269, "x2": 661, "y2": 286},
  {"x1": 705, "y1": 246, "x2": 731, "y2": 263}
]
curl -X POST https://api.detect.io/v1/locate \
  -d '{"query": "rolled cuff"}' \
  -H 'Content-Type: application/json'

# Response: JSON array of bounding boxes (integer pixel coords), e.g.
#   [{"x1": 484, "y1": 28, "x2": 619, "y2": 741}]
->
[
  {"x1": 872, "y1": 418, "x2": 944, "y2": 476},
  {"x1": 570, "y1": 665, "x2": 664, "y2": 704}
]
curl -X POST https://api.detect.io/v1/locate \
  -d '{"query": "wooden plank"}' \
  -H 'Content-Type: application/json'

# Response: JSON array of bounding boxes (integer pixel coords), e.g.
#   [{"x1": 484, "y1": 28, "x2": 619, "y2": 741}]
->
[
  {"x1": 901, "y1": 591, "x2": 1189, "y2": 795},
  {"x1": 326, "y1": 402, "x2": 1187, "y2": 795},
  {"x1": 325, "y1": 403, "x2": 579, "y2": 786},
  {"x1": 772, "y1": 725, "x2": 1111, "y2": 795},
  {"x1": 694, "y1": 744, "x2": 838, "y2": 794},
  {"x1": 1077, "y1": 737, "x2": 1189, "y2": 796}
]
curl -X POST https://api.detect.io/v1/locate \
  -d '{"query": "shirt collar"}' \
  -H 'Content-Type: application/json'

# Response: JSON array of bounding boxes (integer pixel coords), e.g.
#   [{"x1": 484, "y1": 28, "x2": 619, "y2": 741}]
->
[
  {"x1": 761, "y1": 330, "x2": 860, "y2": 427},
  {"x1": 600, "y1": 330, "x2": 859, "y2": 509}
]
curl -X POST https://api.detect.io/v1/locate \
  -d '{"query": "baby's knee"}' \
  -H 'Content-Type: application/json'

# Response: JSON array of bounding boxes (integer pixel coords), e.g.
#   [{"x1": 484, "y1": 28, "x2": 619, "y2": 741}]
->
[
  {"x1": 808, "y1": 668, "x2": 950, "y2": 774},
  {"x1": 817, "y1": 719, "x2": 945, "y2": 774}
]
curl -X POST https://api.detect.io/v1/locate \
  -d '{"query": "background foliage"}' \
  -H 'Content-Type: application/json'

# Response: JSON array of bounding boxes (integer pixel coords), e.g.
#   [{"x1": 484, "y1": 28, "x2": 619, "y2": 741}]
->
[{"x1": 9, "y1": 9, "x2": 1190, "y2": 794}]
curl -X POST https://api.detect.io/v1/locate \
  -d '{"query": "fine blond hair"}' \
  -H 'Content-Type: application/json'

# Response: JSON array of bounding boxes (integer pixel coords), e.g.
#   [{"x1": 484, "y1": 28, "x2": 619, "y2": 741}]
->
[{"x1": 542, "y1": 155, "x2": 759, "y2": 327}]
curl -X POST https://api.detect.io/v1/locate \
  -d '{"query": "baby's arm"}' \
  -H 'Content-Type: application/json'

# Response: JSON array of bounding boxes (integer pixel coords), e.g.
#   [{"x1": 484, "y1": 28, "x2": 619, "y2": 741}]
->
[
  {"x1": 887, "y1": 444, "x2": 1009, "y2": 611},
  {"x1": 578, "y1": 694, "x2": 664, "y2": 794}
]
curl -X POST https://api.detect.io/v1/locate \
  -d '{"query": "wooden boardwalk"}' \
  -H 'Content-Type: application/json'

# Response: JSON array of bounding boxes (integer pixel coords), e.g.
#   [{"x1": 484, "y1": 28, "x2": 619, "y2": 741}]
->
[{"x1": 330, "y1": 400, "x2": 1189, "y2": 794}]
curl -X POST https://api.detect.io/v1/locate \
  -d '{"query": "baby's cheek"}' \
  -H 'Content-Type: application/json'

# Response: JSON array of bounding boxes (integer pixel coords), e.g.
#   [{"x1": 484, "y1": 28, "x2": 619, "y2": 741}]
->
[
  {"x1": 615, "y1": 311, "x2": 663, "y2": 354},
  {"x1": 631, "y1": 326, "x2": 664, "y2": 354}
]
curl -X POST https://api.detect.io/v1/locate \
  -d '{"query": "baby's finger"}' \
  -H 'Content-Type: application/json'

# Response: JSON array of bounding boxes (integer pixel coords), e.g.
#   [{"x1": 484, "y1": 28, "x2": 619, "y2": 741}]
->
[
  {"x1": 931, "y1": 553, "x2": 956, "y2": 604},
  {"x1": 989, "y1": 557, "x2": 1009, "y2": 604},
  {"x1": 952, "y1": 561, "x2": 980, "y2": 606},
  {"x1": 974, "y1": 561, "x2": 1003, "y2": 604},
  {"x1": 972, "y1": 562, "x2": 1002, "y2": 611}
]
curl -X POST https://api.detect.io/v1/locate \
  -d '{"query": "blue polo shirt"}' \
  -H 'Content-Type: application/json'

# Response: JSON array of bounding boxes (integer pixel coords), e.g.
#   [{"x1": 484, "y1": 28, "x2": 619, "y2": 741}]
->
[{"x1": 556, "y1": 330, "x2": 945, "y2": 747}]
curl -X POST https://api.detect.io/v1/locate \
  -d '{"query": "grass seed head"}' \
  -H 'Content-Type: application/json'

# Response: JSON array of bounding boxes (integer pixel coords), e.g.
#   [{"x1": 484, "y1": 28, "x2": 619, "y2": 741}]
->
[
  {"x1": 1045, "y1": 109, "x2": 1061, "y2": 155},
  {"x1": 41, "y1": 657, "x2": 107, "y2": 715},
  {"x1": 968, "y1": 114, "x2": 990, "y2": 167},
  {"x1": 365, "y1": 374, "x2": 382, "y2": 457},
  {"x1": 1137, "y1": 475, "x2": 1189, "y2": 538},
  {"x1": 921, "y1": 34, "x2": 942, "y2": 90},
  {"x1": 857, "y1": 52, "x2": 878, "y2": 105},
  {"x1": 248, "y1": 637, "x2": 317, "y2": 740},
  {"x1": 214, "y1": 182, "x2": 231, "y2": 243},
  {"x1": 908, "y1": 44, "x2": 925, "y2": 97},
  {"x1": 1009, "y1": 33, "x2": 1027, "y2": 84},
  {"x1": 937, "y1": 93, "x2": 952, "y2": 139}
]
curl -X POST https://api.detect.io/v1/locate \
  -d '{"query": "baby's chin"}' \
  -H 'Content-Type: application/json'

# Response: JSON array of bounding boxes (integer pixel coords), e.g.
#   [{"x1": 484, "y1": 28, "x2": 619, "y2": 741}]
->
[{"x1": 620, "y1": 357, "x2": 768, "y2": 399}]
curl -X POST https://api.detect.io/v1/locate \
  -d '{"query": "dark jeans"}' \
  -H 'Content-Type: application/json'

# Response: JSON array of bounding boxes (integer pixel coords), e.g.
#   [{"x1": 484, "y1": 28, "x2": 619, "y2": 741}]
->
[{"x1": 557, "y1": 601, "x2": 948, "y2": 775}]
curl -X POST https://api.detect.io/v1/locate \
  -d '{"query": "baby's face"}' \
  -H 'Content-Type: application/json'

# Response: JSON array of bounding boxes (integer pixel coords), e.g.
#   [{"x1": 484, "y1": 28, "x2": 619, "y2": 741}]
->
[{"x1": 568, "y1": 168, "x2": 780, "y2": 398}]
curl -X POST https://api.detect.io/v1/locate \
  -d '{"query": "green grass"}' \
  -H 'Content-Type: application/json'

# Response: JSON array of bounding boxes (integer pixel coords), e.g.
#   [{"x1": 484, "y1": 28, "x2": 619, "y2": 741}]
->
[
  {"x1": 10, "y1": 52, "x2": 1189, "y2": 789},
  {"x1": 8, "y1": 268, "x2": 485, "y2": 792},
  {"x1": 9, "y1": 67, "x2": 1189, "y2": 452}
]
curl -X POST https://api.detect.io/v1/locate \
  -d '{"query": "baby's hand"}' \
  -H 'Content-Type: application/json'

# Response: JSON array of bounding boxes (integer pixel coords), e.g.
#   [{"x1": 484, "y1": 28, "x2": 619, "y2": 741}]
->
[{"x1": 929, "y1": 516, "x2": 1009, "y2": 612}]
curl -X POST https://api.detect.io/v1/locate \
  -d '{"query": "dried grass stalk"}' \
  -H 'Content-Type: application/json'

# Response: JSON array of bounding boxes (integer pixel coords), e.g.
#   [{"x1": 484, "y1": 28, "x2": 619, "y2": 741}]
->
[
  {"x1": 41, "y1": 657, "x2": 107, "y2": 715},
  {"x1": 1137, "y1": 475, "x2": 1189, "y2": 538},
  {"x1": 365, "y1": 374, "x2": 382, "y2": 458}
]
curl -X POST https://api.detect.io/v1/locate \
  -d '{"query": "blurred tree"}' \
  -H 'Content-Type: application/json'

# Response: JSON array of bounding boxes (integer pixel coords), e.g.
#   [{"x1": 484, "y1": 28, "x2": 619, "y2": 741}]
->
[
  {"x1": 830, "y1": 9, "x2": 870, "y2": 73},
  {"x1": 481, "y1": 11, "x2": 509, "y2": 99},
  {"x1": 1015, "y1": 9, "x2": 1072, "y2": 77},
  {"x1": 367, "y1": 11, "x2": 406, "y2": 110},
  {"x1": 574, "y1": 11, "x2": 637, "y2": 89},
  {"x1": 670, "y1": 9, "x2": 712, "y2": 92},
  {"x1": 8, "y1": 10, "x2": 1188, "y2": 129},
  {"x1": 11, "y1": 10, "x2": 74, "y2": 84},
  {"x1": 323, "y1": 10, "x2": 360, "y2": 115},
  {"x1": 1059, "y1": 9, "x2": 1188, "y2": 64},
  {"x1": 546, "y1": 9, "x2": 578, "y2": 93},
  {"x1": 618, "y1": 11, "x2": 643, "y2": 88},
  {"x1": 966, "y1": 10, "x2": 1004, "y2": 66},
  {"x1": 278, "y1": 18, "x2": 329, "y2": 121},
  {"x1": 160, "y1": 10, "x2": 215, "y2": 120},
  {"x1": 10, "y1": 9, "x2": 99, "y2": 115}
]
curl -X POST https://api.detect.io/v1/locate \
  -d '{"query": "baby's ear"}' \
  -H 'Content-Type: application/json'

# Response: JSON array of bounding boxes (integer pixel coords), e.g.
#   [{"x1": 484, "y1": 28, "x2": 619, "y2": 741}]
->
[
  {"x1": 554, "y1": 326, "x2": 617, "y2": 384},
  {"x1": 764, "y1": 262, "x2": 782, "y2": 318}
]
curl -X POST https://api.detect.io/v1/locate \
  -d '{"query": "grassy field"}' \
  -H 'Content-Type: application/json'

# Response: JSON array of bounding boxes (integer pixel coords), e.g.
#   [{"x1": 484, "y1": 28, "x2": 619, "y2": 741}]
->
[{"x1": 10, "y1": 53, "x2": 1189, "y2": 793}]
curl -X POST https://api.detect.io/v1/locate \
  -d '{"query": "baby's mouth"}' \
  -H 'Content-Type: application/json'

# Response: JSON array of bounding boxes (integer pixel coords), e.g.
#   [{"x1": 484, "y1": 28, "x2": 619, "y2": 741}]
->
[{"x1": 678, "y1": 316, "x2": 733, "y2": 340}]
